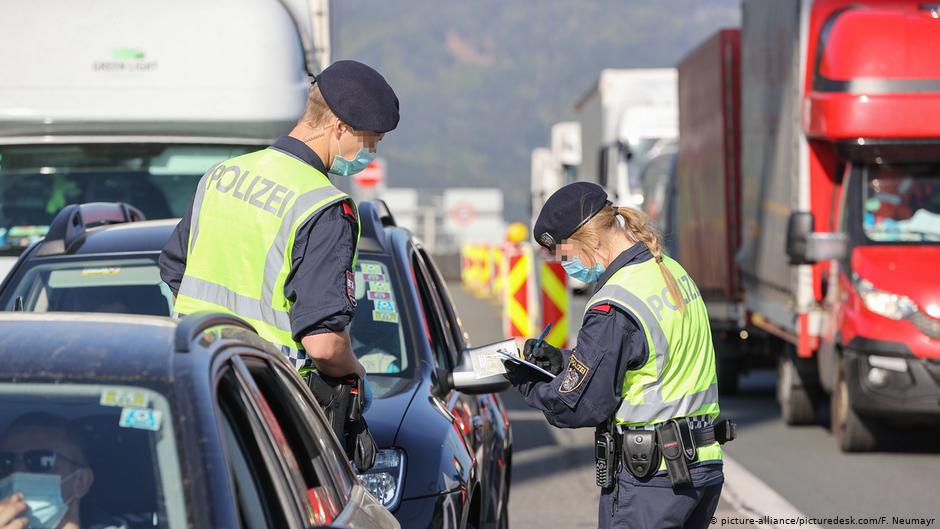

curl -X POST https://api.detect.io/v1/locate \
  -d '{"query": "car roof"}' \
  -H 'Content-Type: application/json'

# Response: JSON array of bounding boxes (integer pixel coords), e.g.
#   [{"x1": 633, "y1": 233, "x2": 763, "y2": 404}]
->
[
  {"x1": 0, "y1": 312, "x2": 178, "y2": 383},
  {"x1": 66, "y1": 218, "x2": 178, "y2": 255}
]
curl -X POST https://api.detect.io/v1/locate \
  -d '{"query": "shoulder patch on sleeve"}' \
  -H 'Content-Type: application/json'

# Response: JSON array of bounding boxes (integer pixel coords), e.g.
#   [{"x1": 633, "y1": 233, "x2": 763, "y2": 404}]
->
[
  {"x1": 346, "y1": 270, "x2": 357, "y2": 308},
  {"x1": 590, "y1": 303, "x2": 612, "y2": 314},
  {"x1": 558, "y1": 355, "x2": 590, "y2": 393},
  {"x1": 341, "y1": 202, "x2": 356, "y2": 220}
]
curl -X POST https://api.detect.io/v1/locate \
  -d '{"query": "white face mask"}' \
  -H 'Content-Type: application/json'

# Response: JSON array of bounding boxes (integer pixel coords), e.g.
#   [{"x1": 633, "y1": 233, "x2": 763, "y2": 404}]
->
[{"x1": 0, "y1": 471, "x2": 78, "y2": 529}]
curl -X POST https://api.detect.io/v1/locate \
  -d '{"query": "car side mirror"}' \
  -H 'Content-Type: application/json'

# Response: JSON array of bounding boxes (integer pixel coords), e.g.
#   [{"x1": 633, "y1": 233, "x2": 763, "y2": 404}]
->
[
  {"x1": 449, "y1": 371, "x2": 511, "y2": 395},
  {"x1": 448, "y1": 347, "x2": 511, "y2": 394},
  {"x1": 430, "y1": 367, "x2": 453, "y2": 398},
  {"x1": 786, "y1": 211, "x2": 848, "y2": 264}
]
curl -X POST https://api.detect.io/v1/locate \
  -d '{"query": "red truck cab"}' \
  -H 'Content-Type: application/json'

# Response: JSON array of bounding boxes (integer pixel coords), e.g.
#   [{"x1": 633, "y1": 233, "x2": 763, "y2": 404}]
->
[{"x1": 799, "y1": 1, "x2": 940, "y2": 450}]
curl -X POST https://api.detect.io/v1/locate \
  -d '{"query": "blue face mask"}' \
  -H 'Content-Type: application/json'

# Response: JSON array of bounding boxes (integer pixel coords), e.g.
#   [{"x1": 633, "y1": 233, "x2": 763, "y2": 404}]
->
[
  {"x1": 329, "y1": 147, "x2": 375, "y2": 177},
  {"x1": 562, "y1": 256, "x2": 606, "y2": 283},
  {"x1": 0, "y1": 471, "x2": 76, "y2": 529}
]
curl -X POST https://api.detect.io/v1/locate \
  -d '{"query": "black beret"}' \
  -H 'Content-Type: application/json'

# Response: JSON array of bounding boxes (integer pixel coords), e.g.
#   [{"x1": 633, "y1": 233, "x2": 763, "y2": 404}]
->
[
  {"x1": 315, "y1": 60, "x2": 400, "y2": 133},
  {"x1": 534, "y1": 182, "x2": 609, "y2": 251}
]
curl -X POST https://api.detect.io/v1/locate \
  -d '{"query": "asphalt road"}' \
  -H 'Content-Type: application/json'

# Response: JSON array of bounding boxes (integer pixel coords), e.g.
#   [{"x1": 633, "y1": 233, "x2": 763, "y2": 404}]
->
[{"x1": 446, "y1": 281, "x2": 940, "y2": 529}]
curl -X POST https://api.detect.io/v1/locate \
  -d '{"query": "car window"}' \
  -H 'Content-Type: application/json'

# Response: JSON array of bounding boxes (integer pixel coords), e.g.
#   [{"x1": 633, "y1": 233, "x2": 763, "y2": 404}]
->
[
  {"x1": 0, "y1": 383, "x2": 186, "y2": 529},
  {"x1": 244, "y1": 358, "x2": 352, "y2": 512},
  {"x1": 411, "y1": 251, "x2": 456, "y2": 371},
  {"x1": 270, "y1": 362, "x2": 355, "y2": 499},
  {"x1": 2, "y1": 257, "x2": 172, "y2": 315},
  {"x1": 236, "y1": 356, "x2": 342, "y2": 527},
  {"x1": 348, "y1": 255, "x2": 412, "y2": 378},
  {"x1": 418, "y1": 248, "x2": 470, "y2": 351},
  {"x1": 216, "y1": 368, "x2": 294, "y2": 529},
  {"x1": 0, "y1": 143, "x2": 257, "y2": 251}
]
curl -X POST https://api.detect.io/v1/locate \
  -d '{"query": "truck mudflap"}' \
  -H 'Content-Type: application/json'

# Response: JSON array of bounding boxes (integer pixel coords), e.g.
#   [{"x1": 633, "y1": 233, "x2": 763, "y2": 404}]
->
[{"x1": 844, "y1": 346, "x2": 940, "y2": 421}]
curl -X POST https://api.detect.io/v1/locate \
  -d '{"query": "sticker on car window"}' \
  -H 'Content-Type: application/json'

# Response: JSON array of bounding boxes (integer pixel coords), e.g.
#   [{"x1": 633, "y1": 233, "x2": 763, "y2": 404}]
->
[
  {"x1": 100, "y1": 389, "x2": 150, "y2": 408},
  {"x1": 373, "y1": 300, "x2": 396, "y2": 313},
  {"x1": 360, "y1": 263, "x2": 382, "y2": 274},
  {"x1": 361, "y1": 273, "x2": 386, "y2": 282},
  {"x1": 81, "y1": 267, "x2": 121, "y2": 276},
  {"x1": 368, "y1": 281, "x2": 391, "y2": 293},
  {"x1": 372, "y1": 311, "x2": 399, "y2": 324},
  {"x1": 367, "y1": 291, "x2": 391, "y2": 301},
  {"x1": 118, "y1": 407, "x2": 163, "y2": 431}
]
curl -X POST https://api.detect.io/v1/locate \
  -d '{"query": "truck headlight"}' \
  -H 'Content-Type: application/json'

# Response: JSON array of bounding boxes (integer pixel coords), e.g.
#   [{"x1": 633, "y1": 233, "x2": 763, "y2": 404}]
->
[
  {"x1": 856, "y1": 278, "x2": 917, "y2": 320},
  {"x1": 358, "y1": 448, "x2": 405, "y2": 510}
]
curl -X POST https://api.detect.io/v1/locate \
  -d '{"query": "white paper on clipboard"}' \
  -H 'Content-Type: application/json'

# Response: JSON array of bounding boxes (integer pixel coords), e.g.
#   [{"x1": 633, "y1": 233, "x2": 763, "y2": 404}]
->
[
  {"x1": 468, "y1": 339, "x2": 518, "y2": 379},
  {"x1": 494, "y1": 349, "x2": 557, "y2": 381}
]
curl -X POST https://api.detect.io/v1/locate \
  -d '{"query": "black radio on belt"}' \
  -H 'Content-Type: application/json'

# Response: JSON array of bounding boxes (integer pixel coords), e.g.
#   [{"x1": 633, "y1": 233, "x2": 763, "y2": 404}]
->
[{"x1": 594, "y1": 429, "x2": 617, "y2": 488}]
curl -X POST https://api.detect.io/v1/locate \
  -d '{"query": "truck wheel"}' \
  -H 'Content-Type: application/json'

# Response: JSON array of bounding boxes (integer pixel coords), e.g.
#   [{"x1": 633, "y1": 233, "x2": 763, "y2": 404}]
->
[
  {"x1": 718, "y1": 355, "x2": 740, "y2": 396},
  {"x1": 777, "y1": 355, "x2": 817, "y2": 425},
  {"x1": 831, "y1": 367, "x2": 878, "y2": 452}
]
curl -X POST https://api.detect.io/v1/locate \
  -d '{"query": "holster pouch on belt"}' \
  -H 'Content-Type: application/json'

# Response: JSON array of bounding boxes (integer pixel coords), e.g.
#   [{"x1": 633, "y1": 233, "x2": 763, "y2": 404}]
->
[
  {"x1": 307, "y1": 372, "x2": 378, "y2": 472},
  {"x1": 621, "y1": 429, "x2": 659, "y2": 480},
  {"x1": 655, "y1": 419, "x2": 696, "y2": 488}
]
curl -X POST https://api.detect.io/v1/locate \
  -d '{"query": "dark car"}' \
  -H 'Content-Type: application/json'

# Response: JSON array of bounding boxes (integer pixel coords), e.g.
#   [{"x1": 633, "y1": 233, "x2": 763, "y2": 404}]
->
[
  {"x1": 0, "y1": 201, "x2": 514, "y2": 529},
  {"x1": 0, "y1": 311, "x2": 399, "y2": 529}
]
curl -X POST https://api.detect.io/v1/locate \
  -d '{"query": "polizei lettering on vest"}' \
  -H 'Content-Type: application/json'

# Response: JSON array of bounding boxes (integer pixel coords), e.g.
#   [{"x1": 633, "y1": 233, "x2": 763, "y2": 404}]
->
[
  {"x1": 206, "y1": 164, "x2": 296, "y2": 218},
  {"x1": 646, "y1": 274, "x2": 701, "y2": 321}
]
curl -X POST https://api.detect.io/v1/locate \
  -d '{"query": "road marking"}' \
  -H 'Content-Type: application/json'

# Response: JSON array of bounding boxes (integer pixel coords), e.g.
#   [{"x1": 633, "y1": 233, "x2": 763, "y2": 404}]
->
[{"x1": 722, "y1": 456, "x2": 822, "y2": 529}]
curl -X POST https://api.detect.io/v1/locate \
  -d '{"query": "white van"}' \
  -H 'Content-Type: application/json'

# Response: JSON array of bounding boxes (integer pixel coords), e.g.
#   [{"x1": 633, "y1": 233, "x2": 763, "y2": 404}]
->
[{"x1": 0, "y1": 0, "x2": 325, "y2": 276}]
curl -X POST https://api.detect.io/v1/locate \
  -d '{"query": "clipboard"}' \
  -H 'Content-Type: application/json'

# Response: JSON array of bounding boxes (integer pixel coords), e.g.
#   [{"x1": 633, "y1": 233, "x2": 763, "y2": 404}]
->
[{"x1": 495, "y1": 348, "x2": 556, "y2": 382}]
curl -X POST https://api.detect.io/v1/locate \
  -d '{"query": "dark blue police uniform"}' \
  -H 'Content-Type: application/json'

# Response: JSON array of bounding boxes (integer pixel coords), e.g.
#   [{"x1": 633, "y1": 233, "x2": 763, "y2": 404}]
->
[
  {"x1": 516, "y1": 242, "x2": 723, "y2": 528},
  {"x1": 160, "y1": 135, "x2": 358, "y2": 340}
]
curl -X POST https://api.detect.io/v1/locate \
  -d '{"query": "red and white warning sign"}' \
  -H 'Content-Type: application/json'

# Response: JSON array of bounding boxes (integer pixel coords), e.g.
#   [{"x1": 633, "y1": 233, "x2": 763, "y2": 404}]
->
[
  {"x1": 449, "y1": 200, "x2": 477, "y2": 226},
  {"x1": 352, "y1": 158, "x2": 385, "y2": 189}
]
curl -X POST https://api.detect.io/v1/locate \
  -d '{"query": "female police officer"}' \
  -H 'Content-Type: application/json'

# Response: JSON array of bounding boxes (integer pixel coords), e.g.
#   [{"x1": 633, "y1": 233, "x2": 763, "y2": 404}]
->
[{"x1": 505, "y1": 182, "x2": 732, "y2": 529}]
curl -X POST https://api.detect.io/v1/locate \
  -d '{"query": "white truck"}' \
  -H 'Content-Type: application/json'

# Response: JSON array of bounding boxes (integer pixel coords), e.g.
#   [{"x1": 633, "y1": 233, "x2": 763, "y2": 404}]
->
[
  {"x1": 530, "y1": 121, "x2": 581, "y2": 226},
  {"x1": 0, "y1": 0, "x2": 329, "y2": 277},
  {"x1": 575, "y1": 68, "x2": 677, "y2": 207}
]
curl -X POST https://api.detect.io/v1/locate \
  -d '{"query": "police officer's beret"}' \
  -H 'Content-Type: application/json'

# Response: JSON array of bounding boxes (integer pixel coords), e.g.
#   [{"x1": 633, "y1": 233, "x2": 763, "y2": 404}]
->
[
  {"x1": 314, "y1": 60, "x2": 400, "y2": 133},
  {"x1": 534, "y1": 182, "x2": 610, "y2": 251}
]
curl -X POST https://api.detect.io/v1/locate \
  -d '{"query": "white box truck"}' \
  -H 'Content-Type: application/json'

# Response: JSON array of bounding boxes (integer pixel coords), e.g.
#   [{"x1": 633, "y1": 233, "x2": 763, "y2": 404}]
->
[
  {"x1": 575, "y1": 69, "x2": 677, "y2": 207},
  {"x1": 0, "y1": 0, "x2": 328, "y2": 277}
]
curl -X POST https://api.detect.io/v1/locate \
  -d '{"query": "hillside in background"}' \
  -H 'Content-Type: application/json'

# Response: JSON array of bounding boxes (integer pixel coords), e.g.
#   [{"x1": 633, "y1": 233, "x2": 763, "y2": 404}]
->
[{"x1": 333, "y1": 0, "x2": 740, "y2": 221}]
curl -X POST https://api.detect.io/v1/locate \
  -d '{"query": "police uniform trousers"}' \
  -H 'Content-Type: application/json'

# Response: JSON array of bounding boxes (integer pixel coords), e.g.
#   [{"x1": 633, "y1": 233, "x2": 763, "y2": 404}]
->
[{"x1": 598, "y1": 464, "x2": 723, "y2": 529}]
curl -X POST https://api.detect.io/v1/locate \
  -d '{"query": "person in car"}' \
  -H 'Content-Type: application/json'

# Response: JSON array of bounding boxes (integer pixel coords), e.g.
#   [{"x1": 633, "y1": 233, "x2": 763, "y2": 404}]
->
[{"x1": 0, "y1": 413, "x2": 95, "y2": 529}]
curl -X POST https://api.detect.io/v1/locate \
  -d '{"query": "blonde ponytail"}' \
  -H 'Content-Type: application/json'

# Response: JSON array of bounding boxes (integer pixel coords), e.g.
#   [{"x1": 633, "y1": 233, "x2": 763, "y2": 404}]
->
[{"x1": 616, "y1": 207, "x2": 685, "y2": 311}]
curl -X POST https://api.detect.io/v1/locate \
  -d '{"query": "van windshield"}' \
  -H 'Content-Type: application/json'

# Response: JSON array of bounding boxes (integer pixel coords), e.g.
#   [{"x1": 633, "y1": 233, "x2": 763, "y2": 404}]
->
[
  {"x1": 862, "y1": 163, "x2": 940, "y2": 243},
  {"x1": 0, "y1": 143, "x2": 258, "y2": 252}
]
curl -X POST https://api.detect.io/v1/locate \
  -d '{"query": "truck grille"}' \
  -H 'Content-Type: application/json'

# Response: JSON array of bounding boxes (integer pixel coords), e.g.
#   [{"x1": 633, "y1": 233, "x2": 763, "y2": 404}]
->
[{"x1": 908, "y1": 311, "x2": 940, "y2": 340}]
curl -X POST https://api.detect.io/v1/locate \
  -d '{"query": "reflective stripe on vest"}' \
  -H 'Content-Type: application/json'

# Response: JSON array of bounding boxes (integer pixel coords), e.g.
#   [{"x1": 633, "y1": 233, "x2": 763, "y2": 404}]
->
[
  {"x1": 174, "y1": 147, "x2": 360, "y2": 361},
  {"x1": 587, "y1": 255, "x2": 721, "y2": 464}
]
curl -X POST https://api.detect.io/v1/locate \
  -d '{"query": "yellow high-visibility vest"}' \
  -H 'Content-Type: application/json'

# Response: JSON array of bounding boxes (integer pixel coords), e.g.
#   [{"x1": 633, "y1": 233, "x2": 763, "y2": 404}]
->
[
  {"x1": 175, "y1": 147, "x2": 359, "y2": 364},
  {"x1": 587, "y1": 256, "x2": 722, "y2": 465}
]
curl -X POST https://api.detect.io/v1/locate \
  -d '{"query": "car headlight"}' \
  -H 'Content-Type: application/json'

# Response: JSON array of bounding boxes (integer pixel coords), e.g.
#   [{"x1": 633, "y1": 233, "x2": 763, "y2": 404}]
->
[
  {"x1": 358, "y1": 448, "x2": 405, "y2": 510},
  {"x1": 855, "y1": 277, "x2": 918, "y2": 320}
]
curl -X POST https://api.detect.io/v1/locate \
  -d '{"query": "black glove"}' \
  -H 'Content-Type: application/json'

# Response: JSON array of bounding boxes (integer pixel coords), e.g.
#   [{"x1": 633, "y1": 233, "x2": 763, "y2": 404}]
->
[
  {"x1": 502, "y1": 359, "x2": 545, "y2": 386},
  {"x1": 523, "y1": 339, "x2": 565, "y2": 375}
]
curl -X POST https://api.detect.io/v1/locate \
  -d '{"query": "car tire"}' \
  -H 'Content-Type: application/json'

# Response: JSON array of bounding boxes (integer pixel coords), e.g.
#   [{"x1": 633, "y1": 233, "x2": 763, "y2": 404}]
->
[
  {"x1": 831, "y1": 365, "x2": 878, "y2": 452},
  {"x1": 777, "y1": 354, "x2": 818, "y2": 426}
]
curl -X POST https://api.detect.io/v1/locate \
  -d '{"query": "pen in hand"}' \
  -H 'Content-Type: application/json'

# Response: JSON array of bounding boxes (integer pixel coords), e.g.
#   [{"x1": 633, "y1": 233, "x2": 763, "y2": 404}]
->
[
  {"x1": 535, "y1": 322, "x2": 552, "y2": 348},
  {"x1": 523, "y1": 323, "x2": 552, "y2": 360}
]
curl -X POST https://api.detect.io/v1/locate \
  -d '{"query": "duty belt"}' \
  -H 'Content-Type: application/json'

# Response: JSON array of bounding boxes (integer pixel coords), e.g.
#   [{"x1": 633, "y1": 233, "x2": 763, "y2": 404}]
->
[{"x1": 614, "y1": 416, "x2": 737, "y2": 489}]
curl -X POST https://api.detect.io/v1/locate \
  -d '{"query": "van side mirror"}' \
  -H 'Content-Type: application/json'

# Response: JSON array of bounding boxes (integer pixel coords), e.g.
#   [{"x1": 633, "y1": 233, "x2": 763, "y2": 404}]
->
[{"x1": 786, "y1": 211, "x2": 848, "y2": 264}]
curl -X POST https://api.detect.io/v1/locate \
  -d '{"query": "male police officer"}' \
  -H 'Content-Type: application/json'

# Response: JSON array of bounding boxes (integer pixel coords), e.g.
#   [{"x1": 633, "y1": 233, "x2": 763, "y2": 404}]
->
[{"x1": 159, "y1": 61, "x2": 399, "y2": 413}]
